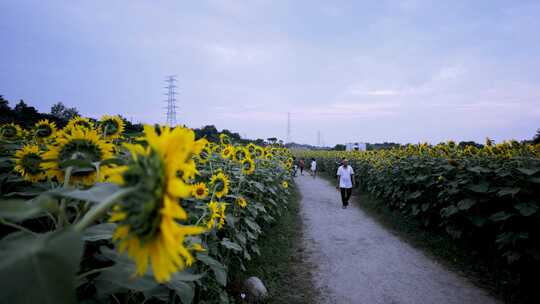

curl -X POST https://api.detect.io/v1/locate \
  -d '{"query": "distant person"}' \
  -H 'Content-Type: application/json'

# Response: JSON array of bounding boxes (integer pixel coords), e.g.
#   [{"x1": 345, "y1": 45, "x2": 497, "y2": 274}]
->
[
  {"x1": 299, "y1": 158, "x2": 305, "y2": 175},
  {"x1": 310, "y1": 158, "x2": 317, "y2": 178},
  {"x1": 336, "y1": 159, "x2": 355, "y2": 209}
]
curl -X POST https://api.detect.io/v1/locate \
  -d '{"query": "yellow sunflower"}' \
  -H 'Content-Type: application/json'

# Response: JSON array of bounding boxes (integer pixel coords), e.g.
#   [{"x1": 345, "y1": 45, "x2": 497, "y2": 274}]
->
[
  {"x1": 241, "y1": 158, "x2": 255, "y2": 175},
  {"x1": 206, "y1": 201, "x2": 226, "y2": 229},
  {"x1": 234, "y1": 146, "x2": 248, "y2": 162},
  {"x1": 265, "y1": 152, "x2": 274, "y2": 160},
  {"x1": 66, "y1": 116, "x2": 95, "y2": 131},
  {"x1": 13, "y1": 144, "x2": 47, "y2": 182},
  {"x1": 41, "y1": 128, "x2": 114, "y2": 185},
  {"x1": 99, "y1": 115, "x2": 125, "y2": 140},
  {"x1": 247, "y1": 143, "x2": 256, "y2": 155},
  {"x1": 0, "y1": 123, "x2": 22, "y2": 140},
  {"x1": 236, "y1": 196, "x2": 248, "y2": 208},
  {"x1": 209, "y1": 172, "x2": 229, "y2": 198},
  {"x1": 282, "y1": 181, "x2": 289, "y2": 189},
  {"x1": 221, "y1": 145, "x2": 234, "y2": 160},
  {"x1": 197, "y1": 145, "x2": 212, "y2": 164},
  {"x1": 192, "y1": 182, "x2": 209, "y2": 199},
  {"x1": 254, "y1": 146, "x2": 264, "y2": 158},
  {"x1": 34, "y1": 119, "x2": 57, "y2": 141},
  {"x1": 109, "y1": 125, "x2": 207, "y2": 283}
]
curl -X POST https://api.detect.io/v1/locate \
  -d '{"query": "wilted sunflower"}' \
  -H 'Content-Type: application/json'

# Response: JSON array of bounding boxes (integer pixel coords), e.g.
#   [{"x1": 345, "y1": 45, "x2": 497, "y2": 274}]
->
[
  {"x1": 236, "y1": 196, "x2": 247, "y2": 208},
  {"x1": 99, "y1": 115, "x2": 125, "y2": 140},
  {"x1": 34, "y1": 119, "x2": 56, "y2": 141},
  {"x1": 220, "y1": 133, "x2": 231, "y2": 146},
  {"x1": 282, "y1": 181, "x2": 289, "y2": 189},
  {"x1": 192, "y1": 182, "x2": 209, "y2": 199},
  {"x1": 41, "y1": 128, "x2": 114, "y2": 185},
  {"x1": 221, "y1": 145, "x2": 234, "y2": 160},
  {"x1": 109, "y1": 125, "x2": 207, "y2": 283},
  {"x1": 66, "y1": 116, "x2": 95, "y2": 131},
  {"x1": 241, "y1": 158, "x2": 255, "y2": 175},
  {"x1": 206, "y1": 201, "x2": 226, "y2": 229},
  {"x1": 0, "y1": 123, "x2": 22, "y2": 140},
  {"x1": 209, "y1": 172, "x2": 229, "y2": 198},
  {"x1": 13, "y1": 145, "x2": 47, "y2": 182}
]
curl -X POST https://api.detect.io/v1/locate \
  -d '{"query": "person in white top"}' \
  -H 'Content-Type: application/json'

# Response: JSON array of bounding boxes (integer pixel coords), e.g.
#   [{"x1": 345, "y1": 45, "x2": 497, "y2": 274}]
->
[
  {"x1": 310, "y1": 158, "x2": 317, "y2": 178},
  {"x1": 336, "y1": 159, "x2": 355, "y2": 209}
]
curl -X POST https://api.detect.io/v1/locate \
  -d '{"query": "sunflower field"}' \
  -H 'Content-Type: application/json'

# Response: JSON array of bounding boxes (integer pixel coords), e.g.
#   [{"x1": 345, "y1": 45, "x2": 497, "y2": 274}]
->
[
  {"x1": 296, "y1": 141, "x2": 540, "y2": 278},
  {"x1": 0, "y1": 117, "x2": 294, "y2": 303}
]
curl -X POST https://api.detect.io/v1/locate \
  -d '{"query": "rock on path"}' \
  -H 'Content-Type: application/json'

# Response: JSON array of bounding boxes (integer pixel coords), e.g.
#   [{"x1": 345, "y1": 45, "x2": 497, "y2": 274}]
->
[{"x1": 295, "y1": 174, "x2": 498, "y2": 304}]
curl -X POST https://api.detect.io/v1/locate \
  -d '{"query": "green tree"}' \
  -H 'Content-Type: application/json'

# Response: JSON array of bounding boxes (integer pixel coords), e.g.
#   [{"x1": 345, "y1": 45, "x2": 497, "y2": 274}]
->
[
  {"x1": 333, "y1": 144, "x2": 346, "y2": 151},
  {"x1": 50, "y1": 102, "x2": 79, "y2": 121},
  {"x1": 533, "y1": 129, "x2": 540, "y2": 144}
]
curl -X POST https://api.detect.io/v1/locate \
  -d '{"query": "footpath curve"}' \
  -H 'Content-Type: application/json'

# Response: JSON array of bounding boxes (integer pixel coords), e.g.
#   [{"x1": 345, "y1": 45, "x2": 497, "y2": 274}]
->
[{"x1": 295, "y1": 174, "x2": 498, "y2": 304}]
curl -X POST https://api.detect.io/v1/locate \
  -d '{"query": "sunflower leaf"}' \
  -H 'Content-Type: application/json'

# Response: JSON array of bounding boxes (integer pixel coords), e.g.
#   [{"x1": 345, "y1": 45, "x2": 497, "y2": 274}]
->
[{"x1": 50, "y1": 183, "x2": 121, "y2": 203}]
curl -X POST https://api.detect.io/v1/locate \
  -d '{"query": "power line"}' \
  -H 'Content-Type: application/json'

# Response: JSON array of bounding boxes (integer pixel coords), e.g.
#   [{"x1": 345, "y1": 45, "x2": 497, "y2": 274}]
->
[{"x1": 164, "y1": 75, "x2": 178, "y2": 127}]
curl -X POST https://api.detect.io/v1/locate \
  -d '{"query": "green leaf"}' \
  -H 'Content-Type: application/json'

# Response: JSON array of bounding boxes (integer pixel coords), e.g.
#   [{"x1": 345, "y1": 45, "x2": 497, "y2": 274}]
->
[
  {"x1": 0, "y1": 229, "x2": 83, "y2": 304},
  {"x1": 497, "y1": 187, "x2": 520, "y2": 197},
  {"x1": 457, "y1": 198, "x2": 476, "y2": 210},
  {"x1": 440, "y1": 205, "x2": 459, "y2": 218},
  {"x1": 220, "y1": 239, "x2": 242, "y2": 252},
  {"x1": 468, "y1": 216, "x2": 487, "y2": 227},
  {"x1": 514, "y1": 202, "x2": 539, "y2": 217},
  {"x1": 517, "y1": 167, "x2": 540, "y2": 176},
  {"x1": 489, "y1": 211, "x2": 513, "y2": 222},
  {"x1": 51, "y1": 183, "x2": 121, "y2": 203},
  {"x1": 466, "y1": 183, "x2": 489, "y2": 193},
  {"x1": 167, "y1": 279, "x2": 195, "y2": 304},
  {"x1": 0, "y1": 195, "x2": 57, "y2": 222},
  {"x1": 244, "y1": 218, "x2": 261, "y2": 233},
  {"x1": 196, "y1": 253, "x2": 227, "y2": 286},
  {"x1": 82, "y1": 223, "x2": 116, "y2": 242}
]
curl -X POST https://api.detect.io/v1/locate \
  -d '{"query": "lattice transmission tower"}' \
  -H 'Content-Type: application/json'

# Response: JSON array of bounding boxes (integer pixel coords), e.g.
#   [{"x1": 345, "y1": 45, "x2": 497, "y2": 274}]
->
[{"x1": 164, "y1": 75, "x2": 178, "y2": 127}]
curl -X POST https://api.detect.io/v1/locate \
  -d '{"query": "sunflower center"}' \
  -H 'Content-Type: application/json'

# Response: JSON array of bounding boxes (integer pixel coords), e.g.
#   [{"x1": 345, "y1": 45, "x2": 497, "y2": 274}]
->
[
  {"x1": 59, "y1": 139, "x2": 104, "y2": 165},
  {"x1": 36, "y1": 125, "x2": 52, "y2": 138},
  {"x1": 75, "y1": 121, "x2": 91, "y2": 129},
  {"x1": 22, "y1": 153, "x2": 43, "y2": 175},
  {"x1": 3, "y1": 127, "x2": 17, "y2": 138},
  {"x1": 214, "y1": 179, "x2": 225, "y2": 192},
  {"x1": 196, "y1": 188, "x2": 205, "y2": 196},
  {"x1": 102, "y1": 120, "x2": 119, "y2": 135}
]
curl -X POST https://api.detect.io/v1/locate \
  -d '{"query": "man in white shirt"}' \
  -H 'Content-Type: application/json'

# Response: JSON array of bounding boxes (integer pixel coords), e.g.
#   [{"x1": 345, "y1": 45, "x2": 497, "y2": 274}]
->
[{"x1": 336, "y1": 159, "x2": 355, "y2": 209}]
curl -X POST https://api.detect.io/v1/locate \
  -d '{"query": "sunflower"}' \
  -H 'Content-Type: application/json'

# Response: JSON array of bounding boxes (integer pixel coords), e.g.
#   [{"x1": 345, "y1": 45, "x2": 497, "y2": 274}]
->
[
  {"x1": 212, "y1": 143, "x2": 222, "y2": 155},
  {"x1": 247, "y1": 143, "x2": 256, "y2": 155},
  {"x1": 221, "y1": 145, "x2": 234, "y2": 160},
  {"x1": 282, "y1": 181, "x2": 289, "y2": 189},
  {"x1": 41, "y1": 128, "x2": 114, "y2": 185},
  {"x1": 206, "y1": 201, "x2": 226, "y2": 229},
  {"x1": 109, "y1": 125, "x2": 207, "y2": 283},
  {"x1": 236, "y1": 196, "x2": 247, "y2": 208},
  {"x1": 234, "y1": 146, "x2": 248, "y2": 162},
  {"x1": 254, "y1": 146, "x2": 264, "y2": 158},
  {"x1": 192, "y1": 182, "x2": 209, "y2": 199},
  {"x1": 265, "y1": 152, "x2": 274, "y2": 160},
  {"x1": 13, "y1": 145, "x2": 47, "y2": 182},
  {"x1": 197, "y1": 145, "x2": 212, "y2": 164},
  {"x1": 66, "y1": 116, "x2": 95, "y2": 131},
  {"x1": 99, "y1": 115, "x2": 125, "y2": 140},
  {"x1": 241, "y1": 158, "x2": 255, "y2": 175},
  {"x1": 209, "y1": 172, "x2": 229, "y2": 198},
  {"x1": 220, "y1": 133, "x2": 231, "y2": 146},
  {"x1": 34, "y1": 119, "x2": 56, "y2": 141},
  {"x1": 0, "y1": 123, "x2": 22, "y2": 140}
]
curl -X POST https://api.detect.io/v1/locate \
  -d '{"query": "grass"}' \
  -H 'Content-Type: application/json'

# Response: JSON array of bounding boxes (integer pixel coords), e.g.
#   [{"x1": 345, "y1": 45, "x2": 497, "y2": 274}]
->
[{"x1": 236, "y1": 183, "x2": 318, "y2": 303}]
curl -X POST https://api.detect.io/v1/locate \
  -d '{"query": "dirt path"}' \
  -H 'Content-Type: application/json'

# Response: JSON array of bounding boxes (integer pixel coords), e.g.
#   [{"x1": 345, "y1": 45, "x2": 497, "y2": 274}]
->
[{"x1": 295, "y1": 174, "x2": 498, "y2": 304}]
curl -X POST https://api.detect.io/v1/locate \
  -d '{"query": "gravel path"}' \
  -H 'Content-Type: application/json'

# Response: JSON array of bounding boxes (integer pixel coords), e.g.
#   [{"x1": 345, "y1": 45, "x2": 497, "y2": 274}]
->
[{"x1": 295, "y1": 174, "x2": 498, "y2": 304}]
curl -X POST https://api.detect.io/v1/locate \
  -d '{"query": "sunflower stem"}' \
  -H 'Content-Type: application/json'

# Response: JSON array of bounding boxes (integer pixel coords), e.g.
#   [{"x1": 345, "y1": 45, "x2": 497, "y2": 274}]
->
[
  {"x1": 74, "y1": 186, "x2": 137, "y2": 232},
  {"x1": 76, "y1": 266, "x2": 113, "y2": 280},
  {"x1": 0, "y1": 218, "x2": 36, "y2": 235}
]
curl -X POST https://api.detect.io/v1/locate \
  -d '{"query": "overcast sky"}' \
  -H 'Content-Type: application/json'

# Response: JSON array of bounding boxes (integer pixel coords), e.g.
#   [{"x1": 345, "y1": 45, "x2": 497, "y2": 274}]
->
[{"x1": 1, "y1": 1, "x2": 539, "y2": 146}]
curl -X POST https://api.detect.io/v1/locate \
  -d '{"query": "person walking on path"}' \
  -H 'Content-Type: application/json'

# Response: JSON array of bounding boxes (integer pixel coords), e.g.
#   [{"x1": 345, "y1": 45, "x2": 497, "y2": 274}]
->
[
  {"x1": 310, "y1": 158, "x2": 317, "y2": 178},
  {"x1": 336, "y1": 159, "x2": 355, "y2": 209},
  {"x1": 299, "y1": 158, "x2": 305, "y2": 175}
]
